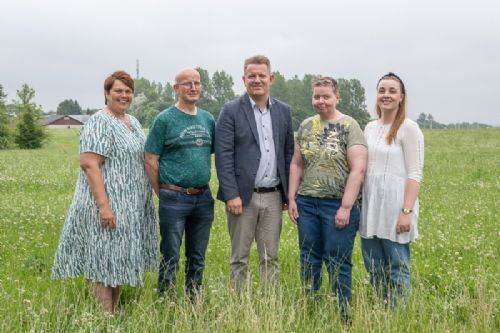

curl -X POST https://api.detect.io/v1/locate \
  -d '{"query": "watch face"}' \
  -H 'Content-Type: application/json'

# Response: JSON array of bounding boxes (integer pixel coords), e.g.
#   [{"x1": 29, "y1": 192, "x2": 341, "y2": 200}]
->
[{"x1": 402, "y1": 208, "x2": 412, "y2": 215}]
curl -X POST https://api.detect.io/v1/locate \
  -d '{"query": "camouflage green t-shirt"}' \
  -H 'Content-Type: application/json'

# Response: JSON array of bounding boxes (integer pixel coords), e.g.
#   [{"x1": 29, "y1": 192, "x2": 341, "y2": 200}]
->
[
  {"x1": 145, "y1": 106, "x2": 214, "y2": 188},
  {"x1": 297, "y1": 114, "x2": 366, "y2": 198}
]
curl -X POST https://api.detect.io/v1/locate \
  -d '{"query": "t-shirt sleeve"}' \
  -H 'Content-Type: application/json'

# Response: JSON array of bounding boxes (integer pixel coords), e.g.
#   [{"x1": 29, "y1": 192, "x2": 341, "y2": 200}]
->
[
  {"x1": 401, "y1": 121, "x2": 424, "y2": 182},
  {"x1": 80, "y1": 114, "x2": 111, "y2": 157},
  {"x1": 347, "y1": 118, "x2": 367, "y2": 148},
  {"x1": 144, "y1": 115, "x2": 166, "y2": 155}
]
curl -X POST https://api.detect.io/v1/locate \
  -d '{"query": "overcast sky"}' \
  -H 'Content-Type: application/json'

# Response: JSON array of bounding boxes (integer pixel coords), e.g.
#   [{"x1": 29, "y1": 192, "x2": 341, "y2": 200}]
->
[{"x1": 1, "y1": 0, "x2": 499, "y2": 125}]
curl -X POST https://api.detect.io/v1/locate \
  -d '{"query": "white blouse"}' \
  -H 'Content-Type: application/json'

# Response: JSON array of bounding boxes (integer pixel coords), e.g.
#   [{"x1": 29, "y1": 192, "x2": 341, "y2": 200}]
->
[{"x1": 360, "y1": 118, "x2": 424, "y2": 243}]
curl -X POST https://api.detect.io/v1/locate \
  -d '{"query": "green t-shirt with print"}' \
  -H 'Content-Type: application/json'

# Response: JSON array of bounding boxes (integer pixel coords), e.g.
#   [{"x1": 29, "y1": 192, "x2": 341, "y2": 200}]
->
[
  {"x1": 297, "y1": 114, "x2": 366, "y2": 198},
  {"x1": 145, "y1": 106, "x2": 215, "y2": 188}
]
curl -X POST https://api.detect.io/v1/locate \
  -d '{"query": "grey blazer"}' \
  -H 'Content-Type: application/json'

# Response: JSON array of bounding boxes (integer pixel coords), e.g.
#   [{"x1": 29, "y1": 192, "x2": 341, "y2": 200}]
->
[{"x1": 215, "y1": 93, "x2": 294, "y2": 207}]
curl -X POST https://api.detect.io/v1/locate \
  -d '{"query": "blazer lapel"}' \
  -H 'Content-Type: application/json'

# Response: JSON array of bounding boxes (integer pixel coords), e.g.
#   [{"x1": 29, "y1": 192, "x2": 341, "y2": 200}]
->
[
  {"x1": 241, "y1": 94, "x2": 259, "y2": 144},
  {"x1": 270, "y1": 97, "x2": 281, "y2": 155}
]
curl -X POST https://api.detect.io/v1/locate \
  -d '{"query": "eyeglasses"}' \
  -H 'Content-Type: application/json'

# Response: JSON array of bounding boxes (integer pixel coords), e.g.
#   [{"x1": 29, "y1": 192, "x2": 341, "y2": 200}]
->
[{"x1": 176, "y1": 81, "x2": 202, "y2": 89}]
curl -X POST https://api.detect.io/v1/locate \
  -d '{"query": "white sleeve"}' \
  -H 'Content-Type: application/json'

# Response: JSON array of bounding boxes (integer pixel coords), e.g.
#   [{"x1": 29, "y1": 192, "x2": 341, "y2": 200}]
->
[{"x1": 401, "y1": 121, "x2": 424, "y2": 182}]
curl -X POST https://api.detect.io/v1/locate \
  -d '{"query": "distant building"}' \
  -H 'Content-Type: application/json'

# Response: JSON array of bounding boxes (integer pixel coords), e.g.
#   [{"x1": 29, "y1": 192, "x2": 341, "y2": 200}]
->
[{"x1": 43, "y1": 115, "x2": 91, "y2": 129}]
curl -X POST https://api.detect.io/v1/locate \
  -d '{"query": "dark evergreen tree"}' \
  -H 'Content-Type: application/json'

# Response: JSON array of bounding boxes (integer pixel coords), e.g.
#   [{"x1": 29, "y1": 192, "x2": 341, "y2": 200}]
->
[{"x1": 13, "y1": 84, "x2": 47, "y2": 149}]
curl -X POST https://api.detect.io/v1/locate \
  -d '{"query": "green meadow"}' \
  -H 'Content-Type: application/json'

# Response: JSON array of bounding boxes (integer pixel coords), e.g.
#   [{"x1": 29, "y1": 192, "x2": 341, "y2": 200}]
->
[{"x1": 0, "y1": 128, "x2": 498, "y2": 332}]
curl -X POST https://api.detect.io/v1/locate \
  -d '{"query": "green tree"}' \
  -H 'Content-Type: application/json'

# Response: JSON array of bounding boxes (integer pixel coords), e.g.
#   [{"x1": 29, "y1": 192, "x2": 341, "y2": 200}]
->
[
  {"x1": 14, "y1": 84, "x2": 47, "y2": 149},
  {"x1": 56, "y1": 99, "x2": 82, "y2": 115},
  {"x1": 337, "y1": 78, "x2": 371, "y2": 129},
  {"x1": 417, "y1": 113, "x2": 427, "y2": 128},
  {"x1": 0, "y1": 84, "x2": 12, "y2": 149},
  {"x1": 211, "y1": 70, "x2": 236, "y2": 118},
  {"x1": 195, "y1": 67, "x2": 217, "y2": 113},
  {"x1": 160, "y1": 83, "x2": 176, "y2": 108},
  {"x1": 271, "y1": 73, "x2": 318, "y2": 129},
  {"x1": 129, "y1": 78, "x2": 173, "y2": 127},
  {"x1": 270, "y1": 71, "x2": 289, "y2": 102}
]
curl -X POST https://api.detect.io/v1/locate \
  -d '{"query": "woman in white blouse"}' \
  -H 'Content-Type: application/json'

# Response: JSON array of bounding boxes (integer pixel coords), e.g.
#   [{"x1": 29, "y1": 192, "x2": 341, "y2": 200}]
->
[{"x1": 360, "y1": 72, "x2": 424, "y2": 305}]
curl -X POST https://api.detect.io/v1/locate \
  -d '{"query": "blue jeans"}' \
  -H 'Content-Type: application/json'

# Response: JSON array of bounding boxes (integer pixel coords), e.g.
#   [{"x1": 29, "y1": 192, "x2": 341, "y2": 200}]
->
[
  {"x1": 361, "y1": 237, "x2": 410, "y2": 305},
  {"x1": 158, "y1": 188, "x2": 214, "y2": 294},
  {"x1": 296, "y1": 195, "x2": 359, "y2": 308}
]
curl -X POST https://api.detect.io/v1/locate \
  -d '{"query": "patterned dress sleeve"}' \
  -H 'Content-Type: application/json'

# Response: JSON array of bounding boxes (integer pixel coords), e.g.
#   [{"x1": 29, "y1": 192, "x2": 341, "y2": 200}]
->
[{"x1": 79, "y1": 113, "x2": 112, "y2": 157}]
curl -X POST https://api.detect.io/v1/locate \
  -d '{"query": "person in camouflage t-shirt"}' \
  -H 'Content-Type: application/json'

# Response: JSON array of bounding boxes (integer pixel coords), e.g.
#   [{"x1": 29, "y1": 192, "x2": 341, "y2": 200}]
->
[
  {"x1": 288, "y1": 76, "x2": 367, "y2": 321},
  {"x1": 144, "y1": 68, "x2": 215, "y2": 297},
  {"x1": 297, "y1": 115, "x2": 365, "y2": 198}
]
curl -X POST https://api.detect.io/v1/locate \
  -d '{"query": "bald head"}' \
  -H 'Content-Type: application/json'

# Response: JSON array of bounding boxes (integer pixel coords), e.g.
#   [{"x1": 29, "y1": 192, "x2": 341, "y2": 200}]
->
[
  {"x1": 173, "y1": 67, "x2": 202, "y2": 108},
  {"x1": 175, "y1": 68, "x2": 200, "y2": 84}
]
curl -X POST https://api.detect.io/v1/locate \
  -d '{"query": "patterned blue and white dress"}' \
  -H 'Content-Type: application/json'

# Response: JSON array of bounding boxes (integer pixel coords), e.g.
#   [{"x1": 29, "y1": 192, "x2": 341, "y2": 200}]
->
[{"x1": 52, "y1": 110, "x2": 157, "y2": 287}]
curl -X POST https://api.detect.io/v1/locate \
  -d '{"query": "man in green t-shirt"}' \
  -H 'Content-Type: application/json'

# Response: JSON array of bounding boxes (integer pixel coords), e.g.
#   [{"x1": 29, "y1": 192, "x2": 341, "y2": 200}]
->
[{"x1": 144, "y1": 68, "x2": 215, "y2": 297}]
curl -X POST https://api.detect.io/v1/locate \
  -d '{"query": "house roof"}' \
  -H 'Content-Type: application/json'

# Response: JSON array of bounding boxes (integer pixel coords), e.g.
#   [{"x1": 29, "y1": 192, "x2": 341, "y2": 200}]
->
[{"x1": 43, "y1": 114, "x2": 91, "y2": 125}]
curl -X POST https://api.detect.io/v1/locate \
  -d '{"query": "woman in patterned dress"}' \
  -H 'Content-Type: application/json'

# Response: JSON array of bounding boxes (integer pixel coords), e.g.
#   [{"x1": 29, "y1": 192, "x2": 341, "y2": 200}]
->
[
  {"x1": 52, "y1": 71, "x2": 157, "y2": 314},
  {"x1": 287, "y1": 76, "x2": 367, "y2": 319},
  {"x1": 360, "y1": 72, "x2": 424, "y2": 305}
]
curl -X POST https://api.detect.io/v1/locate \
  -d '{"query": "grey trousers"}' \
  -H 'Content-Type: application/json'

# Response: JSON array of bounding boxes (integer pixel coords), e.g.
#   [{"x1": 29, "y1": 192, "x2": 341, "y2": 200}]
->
[{"x1": 227, "y1": 191, "x2": 283, "y2": 291}]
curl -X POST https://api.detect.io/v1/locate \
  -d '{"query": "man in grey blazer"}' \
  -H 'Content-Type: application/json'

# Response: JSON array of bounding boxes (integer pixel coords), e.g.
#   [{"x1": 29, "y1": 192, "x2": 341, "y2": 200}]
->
[{"x1": 215, "y1": 55, "x2": 294, "y2": 290}]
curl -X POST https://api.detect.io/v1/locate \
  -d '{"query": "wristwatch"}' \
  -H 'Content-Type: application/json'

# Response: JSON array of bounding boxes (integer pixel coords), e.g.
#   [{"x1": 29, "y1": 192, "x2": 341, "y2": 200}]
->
[{"x1": 401, "y1": 208, "x2": 413, "y2": 215}]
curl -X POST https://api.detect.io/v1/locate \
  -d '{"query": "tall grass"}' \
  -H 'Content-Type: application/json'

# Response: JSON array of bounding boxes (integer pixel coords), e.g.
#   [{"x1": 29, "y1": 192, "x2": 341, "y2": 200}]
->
[{"x1": 0, "y1": 129, "x2": 498, "y2": 332}]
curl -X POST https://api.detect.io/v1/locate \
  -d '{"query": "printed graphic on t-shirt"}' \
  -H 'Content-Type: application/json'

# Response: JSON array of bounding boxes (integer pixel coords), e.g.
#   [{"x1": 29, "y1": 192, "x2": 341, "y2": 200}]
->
[
  {"x1": 298, "y1": 116, "x2": 354, "y2": 198},
  {"x1": 165, "y1": 124, "x2": 212, "y2": 150}
]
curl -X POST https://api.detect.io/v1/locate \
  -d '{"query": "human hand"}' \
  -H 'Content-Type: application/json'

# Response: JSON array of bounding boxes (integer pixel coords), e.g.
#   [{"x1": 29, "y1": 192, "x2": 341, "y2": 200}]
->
[
  {"x1": 287, "y1": 200, "x2": 299, "y2": 225},
  {"x1": 99, "y1": 204, "x2": 116, "y2": 229},
  {"x1": 227, "y1": 197, "x2": 243, "y2": 216},
  {"x1": 396, "y1": 213, "x2": 412, "y2": 234},
  {"x1": 335, "y1": 206, "x2": 351, "y2": 229}
]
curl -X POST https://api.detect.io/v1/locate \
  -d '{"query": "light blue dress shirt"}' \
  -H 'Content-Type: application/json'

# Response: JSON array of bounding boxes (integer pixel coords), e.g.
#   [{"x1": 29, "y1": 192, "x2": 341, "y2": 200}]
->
[{"x1": 249, "y1": 97, "x2": 279, "y2": 188}]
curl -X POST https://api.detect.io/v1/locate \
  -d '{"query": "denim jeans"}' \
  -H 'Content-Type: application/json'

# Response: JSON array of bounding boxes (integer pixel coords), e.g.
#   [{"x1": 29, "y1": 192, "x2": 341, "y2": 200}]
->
[
  {"x1": 296, "y1": 195, "x2": 359, "y2": 308},
  {"x1": 158, "y1": 188, "x2": 214, "y2": 295},
  {"x1": 361, "y1": 237, "x2": 410, "y2": 305}
]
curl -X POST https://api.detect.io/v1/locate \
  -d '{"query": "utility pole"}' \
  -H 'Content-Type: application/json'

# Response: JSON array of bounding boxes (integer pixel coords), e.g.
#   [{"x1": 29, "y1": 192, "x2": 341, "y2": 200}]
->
[{"x1": 136, "y1": 59, "x2": 140, "y2": 79}]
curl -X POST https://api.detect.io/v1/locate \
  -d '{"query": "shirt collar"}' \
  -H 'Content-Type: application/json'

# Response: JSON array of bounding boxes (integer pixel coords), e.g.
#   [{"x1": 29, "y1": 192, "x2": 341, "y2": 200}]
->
[{"x1": 249, "y1": 96, "x2": 272, "y2": 111}]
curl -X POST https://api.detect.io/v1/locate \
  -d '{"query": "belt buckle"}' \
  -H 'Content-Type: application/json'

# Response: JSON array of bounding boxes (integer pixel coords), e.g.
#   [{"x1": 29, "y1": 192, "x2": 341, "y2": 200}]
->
[{"x1": 186, "y1": 187, "x2": 200, "y2": 195}]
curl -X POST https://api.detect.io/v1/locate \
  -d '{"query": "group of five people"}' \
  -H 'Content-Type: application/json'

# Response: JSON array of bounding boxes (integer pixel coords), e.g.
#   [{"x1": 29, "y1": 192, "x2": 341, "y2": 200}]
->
[{"x1": 52, "y1": 55, "x2": 424, "y2": 317}]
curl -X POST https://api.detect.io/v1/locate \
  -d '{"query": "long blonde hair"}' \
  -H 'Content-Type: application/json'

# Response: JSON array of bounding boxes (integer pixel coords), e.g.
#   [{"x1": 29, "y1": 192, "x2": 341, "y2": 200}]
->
[{"x1": 376, "y1": 72, "x2": 406, "y2": 144}]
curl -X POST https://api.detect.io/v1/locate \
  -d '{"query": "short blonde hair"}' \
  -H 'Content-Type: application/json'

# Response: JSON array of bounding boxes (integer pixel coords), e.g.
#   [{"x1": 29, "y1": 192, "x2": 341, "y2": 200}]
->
[{"x1": 312, "y1": 76, "x2": 339, "y2": 96}]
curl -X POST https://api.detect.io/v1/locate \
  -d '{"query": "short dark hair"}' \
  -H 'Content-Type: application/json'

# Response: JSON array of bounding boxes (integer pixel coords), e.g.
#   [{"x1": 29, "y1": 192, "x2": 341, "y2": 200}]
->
[{"x1": 104, "y1": 70, "x2": 134, "y2": 105}]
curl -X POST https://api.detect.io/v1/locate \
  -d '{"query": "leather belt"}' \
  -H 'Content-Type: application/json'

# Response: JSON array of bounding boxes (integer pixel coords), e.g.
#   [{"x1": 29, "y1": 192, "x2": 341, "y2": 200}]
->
[
  {"x1": 254, "y1": 185, "x2": 281, "y2": 193},
  {"x1": 160, "y1": 183, "x2": 208, "y2": 195}
]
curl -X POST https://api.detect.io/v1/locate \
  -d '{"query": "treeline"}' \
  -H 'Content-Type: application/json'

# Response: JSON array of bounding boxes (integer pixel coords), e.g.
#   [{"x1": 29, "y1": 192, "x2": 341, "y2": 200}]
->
[
  {"x1": 124, "y1": 68, "x2": 371, "y2": 129},
  {"x1": 3, "y1": 73, "x2": 494, "y2": 150},
  {"x1": 0, "y1": 84, "x2": 47, "y2": 149},
  {"x1": 416, "y1": 113, "x2": 492, "y2": 129}
]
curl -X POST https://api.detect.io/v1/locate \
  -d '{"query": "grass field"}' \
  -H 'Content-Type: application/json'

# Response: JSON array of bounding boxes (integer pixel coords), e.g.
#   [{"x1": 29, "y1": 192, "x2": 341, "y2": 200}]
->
[{"x1": 0, "y1": 128, "x2": 498, "y2": 332}]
